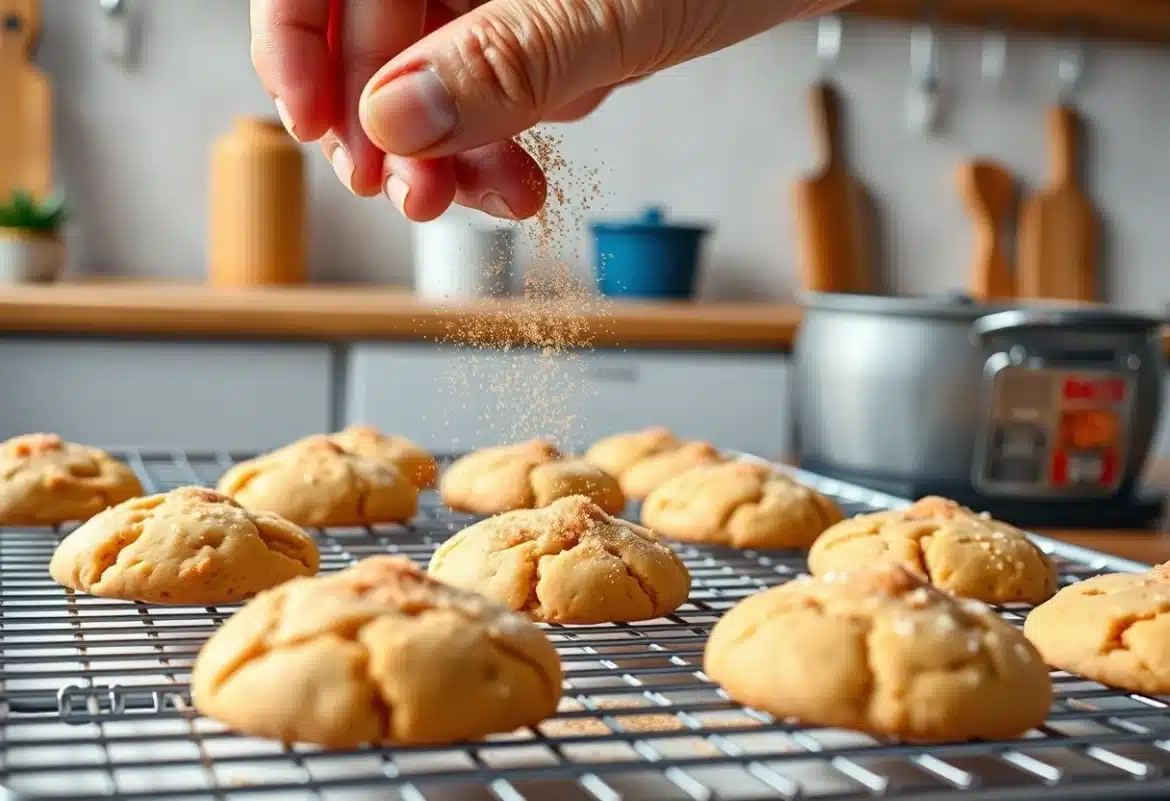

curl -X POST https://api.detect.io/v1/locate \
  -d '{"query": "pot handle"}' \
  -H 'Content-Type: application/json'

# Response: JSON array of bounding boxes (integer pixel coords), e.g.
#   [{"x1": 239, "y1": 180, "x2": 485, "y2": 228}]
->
[{"x1": 970, "y1": 308, "x2": 1162, "y2": 346}]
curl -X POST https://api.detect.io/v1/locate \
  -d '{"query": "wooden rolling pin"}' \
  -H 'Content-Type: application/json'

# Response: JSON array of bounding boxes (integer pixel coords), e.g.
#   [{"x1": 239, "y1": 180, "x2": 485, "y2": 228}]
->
[
  {"x1": 958, "y1": 159, "x2": 1015, "y2": 302},
  {"x1": 793, "y1": 81, "x2": 874, "y2": 294},
  {"x1": 1016, "y1": 105, "x2": 1098, "y2": 302},
  {"x1": 0, "y1": 0, "x2": 52, "y2": 201}
]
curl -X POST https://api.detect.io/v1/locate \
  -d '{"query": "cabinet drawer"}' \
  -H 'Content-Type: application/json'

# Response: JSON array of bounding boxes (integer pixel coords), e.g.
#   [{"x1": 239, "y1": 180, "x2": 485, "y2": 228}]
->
[
  {"x1": 0, "y1": 340, "x2": 333, "y2": 451},
  {"x1": 346, "y1": 344, "x2": 791, "y2": 457}
]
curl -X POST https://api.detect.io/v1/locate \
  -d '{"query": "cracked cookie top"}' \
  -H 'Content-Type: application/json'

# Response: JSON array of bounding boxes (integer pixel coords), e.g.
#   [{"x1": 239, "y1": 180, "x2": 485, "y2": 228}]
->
[
  {"x1": 328, "y1": 425, "x2": 439, "y2": 489},
  {"x1": 440, "y1": 440, "x2": 625, "y2": 516},
  {"x1": 0, "y1": 433, "x2": 144, "y2": 525},
  {"x1": 428, "y1": 495, "x2": 691, "y2": 624},
  {"x1": 49, "y1": 486, "x2": 319, "y2": 605},
  {"x1": 584, "y1": 428, "x2": 725, "y2": 501},
  {"x1": 1024, "y1": 564, "x2": 1170, "y2": 695},
  {"x1": 217, "y1": 435, "x2": 419, "y2": 527},
  {"x1": 808, "y1": 496, "x2": 1057, "y2": 604},
  {"x1": 191, "y1": 555, "x2": 563, "y2": 749},
  {"x1": 640, "y1": 460, "x2": 844, "y2": 550},
  {"x1": 704, "y1": 564, "x2": 1052, "y2": 742}
]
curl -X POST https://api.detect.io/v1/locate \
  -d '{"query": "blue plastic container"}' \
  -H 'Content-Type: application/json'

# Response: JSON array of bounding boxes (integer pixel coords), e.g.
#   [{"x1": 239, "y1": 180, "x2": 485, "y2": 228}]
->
[{"x1": 590, "y1": 206, "x2": 711, "y2": 299}]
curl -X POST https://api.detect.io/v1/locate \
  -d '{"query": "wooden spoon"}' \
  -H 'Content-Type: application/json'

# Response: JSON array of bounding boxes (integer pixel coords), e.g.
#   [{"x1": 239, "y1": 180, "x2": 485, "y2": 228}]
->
[{"x1": 957, "y1": 159, "x2": 1016, "y2": 302}]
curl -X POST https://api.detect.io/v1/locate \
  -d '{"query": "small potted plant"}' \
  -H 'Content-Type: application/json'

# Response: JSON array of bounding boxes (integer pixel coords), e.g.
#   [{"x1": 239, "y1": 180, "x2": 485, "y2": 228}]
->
[{"x1": 0, "y1": 190, "x2": 67, "y2": 283}]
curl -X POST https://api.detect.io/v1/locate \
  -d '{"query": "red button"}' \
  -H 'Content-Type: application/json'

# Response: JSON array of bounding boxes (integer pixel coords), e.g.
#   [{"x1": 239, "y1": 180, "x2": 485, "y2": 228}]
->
[
  {"x1": 1100, "y1": 448, "x2": 1117, "y2": 486},
  {"x1": 1051, "y1": 451, "x2": 1068, "y2": 486},
  {"x1": 1064, "y1": 379, "x2": 1093, "y2": 401}
]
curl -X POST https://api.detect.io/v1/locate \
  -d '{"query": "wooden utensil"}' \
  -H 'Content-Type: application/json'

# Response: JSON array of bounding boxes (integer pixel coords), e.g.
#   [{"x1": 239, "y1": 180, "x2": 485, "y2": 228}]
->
[
  {"x1": 957, "y1": 159, "x2": 1016, "y2": 301},
  {"x1": 0, "y1": 0, "x2": 52, "y2": 201},
  {"x1": 793, "y1": 81, "x2": 874, "y2": 294},
  {"x1": 1016, "y1": 105, "x2": 1098, "y2": 302}
]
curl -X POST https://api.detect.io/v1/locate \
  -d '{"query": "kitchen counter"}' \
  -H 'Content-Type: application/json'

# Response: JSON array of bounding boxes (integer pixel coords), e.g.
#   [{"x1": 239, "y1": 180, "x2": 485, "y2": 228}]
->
[
  {"x1": 1, "y1": 281, "x2": 1167, "y2": 352},
  {"x1": 0, "y1": 281, "x2": 801, "y2": 349}
]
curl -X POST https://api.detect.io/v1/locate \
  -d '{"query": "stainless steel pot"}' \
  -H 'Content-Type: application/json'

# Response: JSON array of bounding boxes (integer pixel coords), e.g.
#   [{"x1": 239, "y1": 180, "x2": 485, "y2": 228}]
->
[{"x1": 792, "y1": 292, "x2": 1165, "y2": 510}]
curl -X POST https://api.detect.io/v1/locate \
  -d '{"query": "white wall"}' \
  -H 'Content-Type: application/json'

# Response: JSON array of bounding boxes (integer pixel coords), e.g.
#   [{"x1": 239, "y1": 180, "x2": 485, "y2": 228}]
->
[{"x1": 37, "y1": 1, "x2": 1170, "y2": 311}]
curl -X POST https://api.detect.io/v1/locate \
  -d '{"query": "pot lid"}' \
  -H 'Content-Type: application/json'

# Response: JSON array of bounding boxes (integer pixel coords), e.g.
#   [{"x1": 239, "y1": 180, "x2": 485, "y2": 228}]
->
[
  {"x1": 590, "y1": 206, "x2": 710, "y2": 236},
  {"x1": 799, "y1": 291, "x2": 1015, "y2": 320}
]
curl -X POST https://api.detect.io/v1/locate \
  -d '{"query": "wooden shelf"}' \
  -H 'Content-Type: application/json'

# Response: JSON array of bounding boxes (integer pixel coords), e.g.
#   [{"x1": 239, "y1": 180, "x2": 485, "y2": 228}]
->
[
  {"x1": 0, "y1": 282, "x2": 801, "y2": 350},
  {"x1": 844, "y1": 0, "x2": 1170, "y2": 46}
]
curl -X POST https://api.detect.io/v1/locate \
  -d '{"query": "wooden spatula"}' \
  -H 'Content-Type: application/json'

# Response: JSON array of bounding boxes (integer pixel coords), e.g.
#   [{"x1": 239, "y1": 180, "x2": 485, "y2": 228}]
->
[
  {"x1": 1016, "y1": 105, "x2": 1098, "y2": 302},
  {"x1": 0, "y1": 0, "x2": 52, "y2": 201},
  {"x1": 958, "y1": 159, "x2": 1015, "y2": 302},
  {"x1": 793, "y1": 81, "x2": 873, "y2": 294}
]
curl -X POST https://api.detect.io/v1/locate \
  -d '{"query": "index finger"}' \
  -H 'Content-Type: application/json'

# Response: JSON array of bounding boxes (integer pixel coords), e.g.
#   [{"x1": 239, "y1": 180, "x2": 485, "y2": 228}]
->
[{"x1": 250, "y1": 0, "x2": 336, "y2": 142}]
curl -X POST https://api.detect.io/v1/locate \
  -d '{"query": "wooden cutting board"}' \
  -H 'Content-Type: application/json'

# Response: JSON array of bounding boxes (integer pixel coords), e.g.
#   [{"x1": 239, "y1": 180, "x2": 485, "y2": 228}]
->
[
  {"x1": 0, "y1": 0, "x2": 52, "y2": 202},
  {"x1": 1016, "y1": 105, "x2": 1098, "y2": 302},
  {"x1": 793, "y1": 81, "x2": 873, "y2": 294},
  {"x1": 957, "y1": 159, "x2": 1015, "y2": 301}
]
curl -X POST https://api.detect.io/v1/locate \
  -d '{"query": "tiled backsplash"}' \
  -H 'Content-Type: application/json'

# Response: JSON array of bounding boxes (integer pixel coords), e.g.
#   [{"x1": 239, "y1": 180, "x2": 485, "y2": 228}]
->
[{"x1": 38, "y1": 1, "x2": 1170, "y2": 309}]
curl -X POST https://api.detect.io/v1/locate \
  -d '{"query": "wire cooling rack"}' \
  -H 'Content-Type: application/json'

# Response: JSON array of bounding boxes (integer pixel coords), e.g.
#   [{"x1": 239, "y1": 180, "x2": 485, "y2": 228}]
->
[{"x1": 2, "y1": 449, "x2": 1170, "y2": 801}]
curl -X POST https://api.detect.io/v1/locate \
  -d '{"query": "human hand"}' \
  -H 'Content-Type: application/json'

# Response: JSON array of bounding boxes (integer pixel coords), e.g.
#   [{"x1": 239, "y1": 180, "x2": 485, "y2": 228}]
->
[{"x1": 251, "y1": 0, "x2": 850, "y2": 222}]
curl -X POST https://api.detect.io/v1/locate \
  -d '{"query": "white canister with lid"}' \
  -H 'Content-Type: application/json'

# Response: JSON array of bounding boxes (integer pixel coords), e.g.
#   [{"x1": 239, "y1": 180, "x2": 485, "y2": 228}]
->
[{"x1": 412, "y1": 209, "x2": 516, "y2": 299}]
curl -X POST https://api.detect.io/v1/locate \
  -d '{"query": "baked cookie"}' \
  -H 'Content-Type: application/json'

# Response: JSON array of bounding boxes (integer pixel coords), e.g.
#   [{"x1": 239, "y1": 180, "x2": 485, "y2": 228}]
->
[
  {"x1": 429, "y1": 495, "x2": 690, "y2": 624},
  {"x1": 217, "y1": 435, "x2": 418, "y2": 527},
  {"x1": 49, "y1": 486, "x2": 319, "y2": 605},
  {"x1": 705, "y1": 565, "x2": 1052, "y2": 742},
  {"x1": 585, "y1": 428, "x2": 724, "y2": 501},
  {"x1": 191, "y1": 555, "x2": 562, "y2": 748},
  {"x1": 1024, "y1": 563, "x2": 1170, "y2": 694},
  {"x1": 440, "y1": 440, "x2": 624, "y2": 516},
  {"x1": 808, "y1": 496, "x2": 1057, "y2": 605},
  {"x1": 640, "y1": 461, "x2": 843, "y2": 549},
  {"x1": 0, "y1": 433, "x2": 143, "y2": 525},
  {"x1": 329, "y1": 424, "x2": 439, "y2": 489}
]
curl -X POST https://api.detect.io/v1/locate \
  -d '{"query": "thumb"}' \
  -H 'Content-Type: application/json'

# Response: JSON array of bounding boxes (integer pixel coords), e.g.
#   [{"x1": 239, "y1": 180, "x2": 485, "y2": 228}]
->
[{"x1": 358, "y1": 0, "x2": 821, "y2": 159}]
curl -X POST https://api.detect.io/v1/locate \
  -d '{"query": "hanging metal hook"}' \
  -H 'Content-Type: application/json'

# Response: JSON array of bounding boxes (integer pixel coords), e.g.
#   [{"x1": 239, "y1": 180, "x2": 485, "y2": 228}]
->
[
  {"x1": 98, "y1": 0, "x2": 139, "y2": 69},
  {"x1": 1057, "y1": 24, "x2": 1086, "y2": 100},
  {"x1": 816, "y1": 13, "x2": 843, "y2": 75},
  {"x1": 907, "y1": 13, "x2": 941, "y2": 135},
  {"x1": 980, "y1": 19, "x2": 1007, "y2": 89}
]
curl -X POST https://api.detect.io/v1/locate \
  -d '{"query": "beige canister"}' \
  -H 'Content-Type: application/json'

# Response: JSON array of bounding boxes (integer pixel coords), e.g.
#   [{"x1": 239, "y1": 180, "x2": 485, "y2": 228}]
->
[{"x1": 207, "y1": 117, "x2": 306, "y2": 286}]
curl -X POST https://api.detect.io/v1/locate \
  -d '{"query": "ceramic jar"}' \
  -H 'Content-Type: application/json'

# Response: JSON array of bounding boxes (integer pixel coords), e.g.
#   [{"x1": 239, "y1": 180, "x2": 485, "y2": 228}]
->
[{"x1": 208, "y1": 117, "x2": 306, "y2": 286}]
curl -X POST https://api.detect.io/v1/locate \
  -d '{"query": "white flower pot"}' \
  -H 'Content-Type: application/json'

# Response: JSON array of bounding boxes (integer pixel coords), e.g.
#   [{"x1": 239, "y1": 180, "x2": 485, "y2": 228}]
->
[{"x1": 0, "y1": 231, "x2": 66, "y2": 283}]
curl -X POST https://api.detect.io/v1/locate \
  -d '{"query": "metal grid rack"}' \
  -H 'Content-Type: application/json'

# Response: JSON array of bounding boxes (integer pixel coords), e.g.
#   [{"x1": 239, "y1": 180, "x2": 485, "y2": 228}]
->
[{"x1": 2, "y1": 449, "x2": 1170, "y2": 801}]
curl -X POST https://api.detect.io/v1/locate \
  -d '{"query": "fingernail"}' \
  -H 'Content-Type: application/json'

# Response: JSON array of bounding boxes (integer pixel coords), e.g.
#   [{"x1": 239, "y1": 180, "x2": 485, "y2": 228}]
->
[
  {"x1": 273, "y1": 97, "x2": 301, "y2": 141},
  {"x1": 384, "y1": 174, "x2": 410, "y2": 214},
  {"x1": 329, "y1": 143, "x2": 354, "y2": 191},
  {"x1": 365, "y1": 68, "x2": 458, "y2": 155},
  {"x1": 479, "y1": 192, "x2": 516, "y2": 220}
]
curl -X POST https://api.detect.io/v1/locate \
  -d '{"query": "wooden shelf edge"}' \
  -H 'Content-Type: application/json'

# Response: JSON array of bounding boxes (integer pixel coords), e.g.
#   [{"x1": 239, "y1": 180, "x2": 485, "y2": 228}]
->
[
  {"x1": 844, "y1": 0, "x2": 1170, "y2": 46},
  {"x1": 0, "y1": 282, "x2": 1164, "y2": 355}
]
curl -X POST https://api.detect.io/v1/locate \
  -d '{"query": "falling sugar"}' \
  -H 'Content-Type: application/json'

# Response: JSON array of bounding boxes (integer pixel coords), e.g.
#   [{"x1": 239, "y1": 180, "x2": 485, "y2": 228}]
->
[{"x1": 431, "y1": 126, "x2": 617, "y2": 451}]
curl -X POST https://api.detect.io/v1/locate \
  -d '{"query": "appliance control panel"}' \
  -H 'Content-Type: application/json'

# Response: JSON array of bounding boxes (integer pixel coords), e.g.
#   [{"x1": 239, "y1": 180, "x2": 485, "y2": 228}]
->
[{"x1": 974, "y1": 365, "x2": 1134, "y2": 497}]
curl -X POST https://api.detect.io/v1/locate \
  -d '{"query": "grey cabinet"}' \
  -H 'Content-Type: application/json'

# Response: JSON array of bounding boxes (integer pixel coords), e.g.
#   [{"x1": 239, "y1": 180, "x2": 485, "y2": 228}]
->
[
  {"x1": 345, "y1": 344, "x2": 792, "y2": 457},
  {"x1": 0, "y1": 340, "x2": 333, "y2": 451}
]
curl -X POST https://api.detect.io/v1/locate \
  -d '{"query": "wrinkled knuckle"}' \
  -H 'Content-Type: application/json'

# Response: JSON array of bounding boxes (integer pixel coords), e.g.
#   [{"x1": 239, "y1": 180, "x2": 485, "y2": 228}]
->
[{"x1": 454, "y1": 11, "x2": 551, "y2": 112}]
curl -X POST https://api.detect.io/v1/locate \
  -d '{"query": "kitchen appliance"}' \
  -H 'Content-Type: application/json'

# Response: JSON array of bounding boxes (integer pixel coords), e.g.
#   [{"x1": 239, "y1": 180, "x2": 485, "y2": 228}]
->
[
  {"x1": 3, "y1": 447, "x2": 1168, "y2": 801},
  {"x1": 590, "y1": 206, "x2": 709, "y2": 300},
  {"x1": 794, "y1": 292, "x2": 1166, "y2": 528}
]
